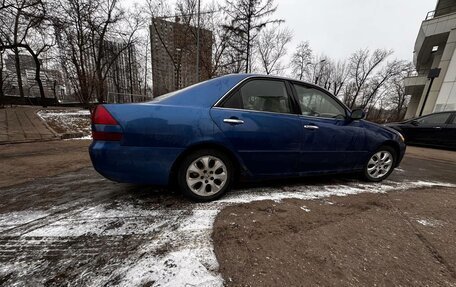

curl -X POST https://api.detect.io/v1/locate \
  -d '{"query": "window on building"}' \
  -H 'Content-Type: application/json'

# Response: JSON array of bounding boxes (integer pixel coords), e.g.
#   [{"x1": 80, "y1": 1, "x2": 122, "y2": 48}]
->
[
  {"x1": 293, "y1": 84, "x2": 346, "y2": 119},
  {"x1": 222, "y1": 80, "x2": 293, "y2": 114}
]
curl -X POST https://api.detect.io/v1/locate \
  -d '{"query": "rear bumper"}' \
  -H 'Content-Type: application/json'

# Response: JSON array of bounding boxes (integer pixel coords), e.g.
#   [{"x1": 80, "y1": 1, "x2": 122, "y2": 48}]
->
[{"x1": 89, "y1": 141, "x2": 183, "y2": 186}]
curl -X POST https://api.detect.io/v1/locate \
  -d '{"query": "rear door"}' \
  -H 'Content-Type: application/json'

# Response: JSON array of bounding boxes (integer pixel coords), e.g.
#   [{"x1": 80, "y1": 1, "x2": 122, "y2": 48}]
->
[
  {"x1": 291, "y1": 83, "x2": 367, "y2": 173},
  {"x1": 210, "y1": 78, "x2": 303, "y2": 176}
]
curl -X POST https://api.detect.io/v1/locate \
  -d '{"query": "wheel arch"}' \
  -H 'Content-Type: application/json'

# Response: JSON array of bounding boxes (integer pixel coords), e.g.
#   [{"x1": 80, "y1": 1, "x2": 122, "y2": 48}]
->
[
  {"x1": 378, "y1": 140, "x2": 401, "y2": 167},
  {"x1": 168, "y1": 141, "x2": 245, "y2": 186}
]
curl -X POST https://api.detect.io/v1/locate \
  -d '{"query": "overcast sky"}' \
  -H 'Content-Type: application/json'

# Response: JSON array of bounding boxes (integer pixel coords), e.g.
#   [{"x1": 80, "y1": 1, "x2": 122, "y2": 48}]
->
[{"x1": 274, "y1": 0, "x2": 435, "y2": 61}]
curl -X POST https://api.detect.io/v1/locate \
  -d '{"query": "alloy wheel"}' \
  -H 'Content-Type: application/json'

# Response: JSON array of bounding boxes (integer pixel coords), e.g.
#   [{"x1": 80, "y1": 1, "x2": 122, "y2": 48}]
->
[
  {"x1": 367, "y1": 151, "x2": 393, "y2": 179},
  {"x1": 185, "y1": 156, "x2": 228, "y2": 196}
]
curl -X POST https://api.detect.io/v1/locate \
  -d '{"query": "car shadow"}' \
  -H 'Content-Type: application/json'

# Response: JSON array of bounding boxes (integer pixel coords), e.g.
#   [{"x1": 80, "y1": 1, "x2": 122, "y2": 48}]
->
[
  {"x1": 118, "y1": 172, "x2": 363, "y2": 205},
  {"x1": 233, "y1": 172, "x2": 362, "y2": 191}
]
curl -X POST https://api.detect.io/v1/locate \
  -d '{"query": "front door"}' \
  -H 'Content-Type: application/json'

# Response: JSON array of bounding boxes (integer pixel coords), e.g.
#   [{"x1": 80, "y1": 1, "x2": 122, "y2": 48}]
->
[
  {"x1": 411, "y1": 112, "x2": 451, "y2": 146},
  {"x1": 291, "y1": 84, "x2": 367, "y2": 173},
  {"x1": 210, "y1": 79, "x2": 303, "y2": 176}
]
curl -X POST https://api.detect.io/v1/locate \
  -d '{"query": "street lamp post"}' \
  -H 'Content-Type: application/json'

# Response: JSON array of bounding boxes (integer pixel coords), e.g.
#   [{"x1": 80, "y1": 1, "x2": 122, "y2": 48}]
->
[{"x1": 419, "y1": 68, "x2": 441, "y2": 116}]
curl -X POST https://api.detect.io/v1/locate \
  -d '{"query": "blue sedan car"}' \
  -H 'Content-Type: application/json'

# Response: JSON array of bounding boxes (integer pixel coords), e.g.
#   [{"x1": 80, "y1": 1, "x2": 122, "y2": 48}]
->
[{"x1": 90, "y1": 74, "x2": 406, "y2": 201}]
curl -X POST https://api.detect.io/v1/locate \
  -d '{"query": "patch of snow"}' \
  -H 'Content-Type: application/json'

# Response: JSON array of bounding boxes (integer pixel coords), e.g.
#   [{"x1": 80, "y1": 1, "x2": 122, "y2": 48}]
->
[
  {"x1": 38, "y1": 109, "x2": 91, "y2": 137},
  {"x1": 416, "y1": 218, "x2": 443, "y2": 227},
  {"x1": 300, "y1": 206, "x2": 310, "y2": 212},
  {"x1": 0, "y1": 210, "x2": 49, "y2": 233},
  {"x1": 66, "y1": 134, "x2": 92, "y2": 140},
  {"x1": 24, "y1": 205, "x2": 183, "y2": 237},
  {"x1": 218, "y1": 180, "x2": 455, "y2": 204}
]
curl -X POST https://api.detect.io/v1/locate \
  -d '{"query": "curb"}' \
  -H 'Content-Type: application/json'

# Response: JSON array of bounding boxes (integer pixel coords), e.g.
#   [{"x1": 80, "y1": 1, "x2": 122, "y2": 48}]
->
[{"x1": 60, "y1": 132, "x2": 87, "y2": 139}]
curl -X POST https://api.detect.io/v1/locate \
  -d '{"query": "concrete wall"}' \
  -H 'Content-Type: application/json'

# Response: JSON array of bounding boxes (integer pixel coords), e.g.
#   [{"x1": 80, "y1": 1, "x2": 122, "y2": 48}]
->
[
  {"x1": 405, "y1": 94, "x2": 422, "y2": 119},
  {"x1": 434, "y1": 29, "x2": 456, "y2": 111}
]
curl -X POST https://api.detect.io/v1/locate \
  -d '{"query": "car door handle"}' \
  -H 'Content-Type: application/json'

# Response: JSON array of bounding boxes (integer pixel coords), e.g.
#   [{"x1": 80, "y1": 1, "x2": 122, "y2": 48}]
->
[
  {"x1": 434, "y1": 126, "x2": 442, "y2": 129},
  {"x1": 224, "y1": 118, "x2": 244, "y2": 125},
  {"x1": 304, "y1": 125, "x2": 319, "y2": 130}
]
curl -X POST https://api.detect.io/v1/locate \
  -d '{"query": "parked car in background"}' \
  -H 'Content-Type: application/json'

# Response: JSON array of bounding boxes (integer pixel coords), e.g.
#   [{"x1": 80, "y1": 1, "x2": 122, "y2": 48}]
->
[
  {"x1": 386, "y1": 111, "x2": 456, "y2": 150},
  {"x1": 90, "y1": 74, "x2": 406, "y2": 201}
]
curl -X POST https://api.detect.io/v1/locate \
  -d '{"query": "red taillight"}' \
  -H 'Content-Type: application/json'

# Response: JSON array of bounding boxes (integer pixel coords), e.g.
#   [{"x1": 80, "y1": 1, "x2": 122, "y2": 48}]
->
[
  {"x1": 92, "y1": 105, "x2": 122, "y2": 141},
  {"x1": 92, "y1": 105, "x2": 118, "y2": 125}
]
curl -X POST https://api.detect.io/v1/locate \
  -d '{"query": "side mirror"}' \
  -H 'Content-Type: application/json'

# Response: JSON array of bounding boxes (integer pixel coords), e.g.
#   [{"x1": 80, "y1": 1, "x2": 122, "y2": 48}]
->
[
  {"x1": 410, "y1": 120, "x2": 419, "y2": 126},
  {"x1": 350, "y1": 109, "x2": 365, "y2": 120}
]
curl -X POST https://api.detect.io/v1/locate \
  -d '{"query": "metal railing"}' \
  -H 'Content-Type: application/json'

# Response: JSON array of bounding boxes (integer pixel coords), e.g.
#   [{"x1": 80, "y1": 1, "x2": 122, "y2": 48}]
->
[
  {"x1": 426, "y1": 6, "x2": 456, "y2": 20},
  {"x1": 405, "y1": 69, "x2": 429, "y2": 78}
]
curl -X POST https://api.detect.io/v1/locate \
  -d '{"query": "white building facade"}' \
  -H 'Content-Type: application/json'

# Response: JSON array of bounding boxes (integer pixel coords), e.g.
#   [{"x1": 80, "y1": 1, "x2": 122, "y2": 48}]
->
[{"x1": 405, "y1": 0, "x2": 456, "y2": 118}]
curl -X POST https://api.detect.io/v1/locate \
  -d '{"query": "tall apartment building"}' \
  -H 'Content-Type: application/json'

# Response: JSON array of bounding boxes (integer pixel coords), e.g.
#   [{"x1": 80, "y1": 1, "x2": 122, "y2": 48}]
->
[
  {"x1": 404, "y1": 0, "x2": 456, "y2": 118},
  {"x1": 104, "y1": 40, "x2": 143, "y2": 103},
  {"x1": 150, "y1": 17, "x2": 213, "y2": 97}
]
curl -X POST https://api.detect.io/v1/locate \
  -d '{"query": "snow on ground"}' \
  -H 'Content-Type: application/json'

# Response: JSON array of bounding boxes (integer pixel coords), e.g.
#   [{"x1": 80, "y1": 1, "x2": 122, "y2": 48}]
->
[
  {"x1": 416, "y1": 218, "x2": 444, "y2": 227},
  {"x1": 38, "y1": 109, "x2": 91, "y2": 139},
  {"x1": 2, "y1": 179, "x2": 454, "y2": 286}
]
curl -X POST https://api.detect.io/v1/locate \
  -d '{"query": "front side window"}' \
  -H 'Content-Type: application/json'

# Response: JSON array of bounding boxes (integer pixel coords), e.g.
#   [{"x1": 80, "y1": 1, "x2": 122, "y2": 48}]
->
[
  {"x1": 293, "y1": 84, "x2": 346, "y2": 119},
  {"x1": 222, "y1": 80, "x2": 293, "y2": 114},
  {"x1": 417, "y1": 113, "x2": 450, "y2": 125}
]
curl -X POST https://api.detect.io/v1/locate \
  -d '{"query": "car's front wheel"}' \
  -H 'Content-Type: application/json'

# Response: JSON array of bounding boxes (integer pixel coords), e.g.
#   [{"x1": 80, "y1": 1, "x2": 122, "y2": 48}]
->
[
  {"x1": 363, "y1": 146, "x2": 396, "y2": 182},
  {"x1": 177, "y1": 149, "x2": 233, "y2": 201}
]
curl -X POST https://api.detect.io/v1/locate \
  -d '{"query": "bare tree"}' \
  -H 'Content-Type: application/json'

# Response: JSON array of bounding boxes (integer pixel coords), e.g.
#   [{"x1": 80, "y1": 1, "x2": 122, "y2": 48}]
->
[
  {"x1": 223, "y1": 0, "x2": 282, "y2": 73},
  {"x1": 256, "y1": 25, "x2": 292, "y2": 75},
  {"x1": 386, "y1": 80, "x2": 410, "y2": 121},
  {"x1": 53, "y1": 0, "x2": 142, "y2": 106},
  {"x1": 344, "y1": 48, "x2": 395, "y2": 108},
  {"x1": 328, "y1": 60, "x2": 348, "y2": 97},
  {"x1": 0, "y1": 0, "x2": 49, "y2": 104},
  {"x1": 290, "y1": 41, "x2": 312, "y2": 80},
  {"x1": 383, "y1": 62, "x2": 414, "y2": 121},
  {"x1": 196, "y1": 1, "x2": 234, "y2": 77},
  {"x1": 0, "y1": 50, "x2": 14, "y2": 106},
  {"x1": 148, "y1": 0, "x2": 199, "y2": 90},
  {"x1": 357, "y1": 59, "x2": 408, "y2": 109}
]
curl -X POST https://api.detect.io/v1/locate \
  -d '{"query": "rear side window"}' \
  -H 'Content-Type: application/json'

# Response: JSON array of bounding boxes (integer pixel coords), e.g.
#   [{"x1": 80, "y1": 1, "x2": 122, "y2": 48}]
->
[
  {"x1": 418, "y1": 113, "x2": 450, "y2": 124},
  {"x1": 222, "y1": 80, "x2": 293, "y2": 114}
]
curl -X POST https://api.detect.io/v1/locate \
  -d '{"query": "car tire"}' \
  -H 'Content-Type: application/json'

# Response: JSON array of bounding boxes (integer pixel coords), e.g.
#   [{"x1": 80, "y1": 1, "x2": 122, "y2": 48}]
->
[
  {"x1": 177, "y1": 149, "x2": 234, "y2": 202},
  {"x1": 362, "y1": 145, "x2": 397, "y2": 182}
]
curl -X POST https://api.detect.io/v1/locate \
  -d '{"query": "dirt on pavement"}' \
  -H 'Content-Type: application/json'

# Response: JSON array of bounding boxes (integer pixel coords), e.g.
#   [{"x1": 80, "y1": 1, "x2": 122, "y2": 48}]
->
[
  {"x1": 213, "y1": 187, "x2": 456, "y2": 286},
  {"x1": 0, "y1": 140, "x2": 91, "y2": 188}
]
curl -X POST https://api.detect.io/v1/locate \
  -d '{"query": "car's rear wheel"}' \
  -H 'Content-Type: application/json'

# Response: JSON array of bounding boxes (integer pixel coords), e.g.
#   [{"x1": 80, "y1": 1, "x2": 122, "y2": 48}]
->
[
  {"x1": 177, "y1": 149, "x2": 233, "y2": 201},
  {"x1": 363, "y1": 146, "x2": 396, "y2": 182}
]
